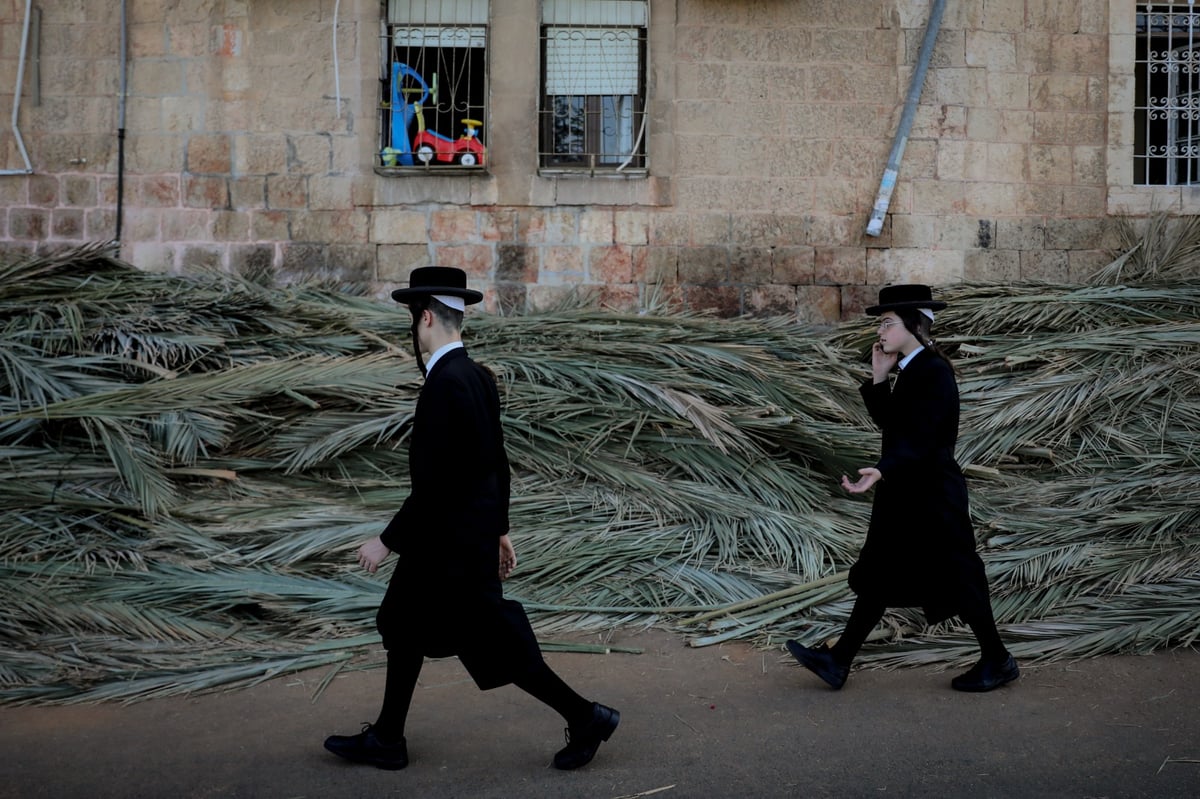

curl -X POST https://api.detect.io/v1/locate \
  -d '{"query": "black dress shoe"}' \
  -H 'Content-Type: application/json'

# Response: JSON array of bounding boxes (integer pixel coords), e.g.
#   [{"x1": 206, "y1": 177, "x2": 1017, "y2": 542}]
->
[
  {"x1": 553, "y1": 702, "x2": 620, "y2": 770},
  {"x1": 786, "y1": 640, "x2": 849, "y2": 689},
  {"x1": 951, "y1": 654, "x2": 1020, "y2": 692},
  {"x1": 323, "y1": 724, "x2": 409, "y2": 770}
]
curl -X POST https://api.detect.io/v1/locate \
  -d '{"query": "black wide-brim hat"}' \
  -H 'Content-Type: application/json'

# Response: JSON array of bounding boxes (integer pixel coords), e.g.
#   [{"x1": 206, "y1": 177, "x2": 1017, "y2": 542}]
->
[
  {"x1": 865, "y1": 283, "x2": 947, "y2": 316},
  {"x1": 391, "y1": 266, "x2": 483, "y2": 305}
]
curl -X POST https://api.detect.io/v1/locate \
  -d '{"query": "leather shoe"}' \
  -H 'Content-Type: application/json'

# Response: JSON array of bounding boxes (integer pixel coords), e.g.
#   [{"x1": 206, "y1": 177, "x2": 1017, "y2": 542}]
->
[
  {"x1": 951, "y1": 654, "x2": 1020, "y2": 692},
  {"x1": 324, "y1": 724, "x2": 409, "y2": 770},
  {"x1": 553, "y1": 702, "x2": 620, "y2": 770},
  {"x1": 786, "y1": 640, "x2": 849, "y2": 689}
]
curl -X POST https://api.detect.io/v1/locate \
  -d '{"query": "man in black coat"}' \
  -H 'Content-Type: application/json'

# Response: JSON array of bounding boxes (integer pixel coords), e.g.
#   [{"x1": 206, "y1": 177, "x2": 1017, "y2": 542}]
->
[
  {"x1": 786, "y1": 284, "x2": 1018, "y2": 693},
  {"x1": 324, "y1": 266, "x2": 619, "y2": 771}
]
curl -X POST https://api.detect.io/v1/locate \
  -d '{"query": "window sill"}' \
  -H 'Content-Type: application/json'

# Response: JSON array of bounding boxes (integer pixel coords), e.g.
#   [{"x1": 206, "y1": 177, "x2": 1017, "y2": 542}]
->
[
  {"x1": 1107, "y1": 184, "x2": 1200, "y2": 215},
  {"x1": 373, "y1": 166, "x2": 491, "y2": 178},
  {"x1": 535, "y1": 170, "x2": 668, "y2": 207},
  {"x1": 538, "y1": 167, "x2": 649, "y2": 179}
]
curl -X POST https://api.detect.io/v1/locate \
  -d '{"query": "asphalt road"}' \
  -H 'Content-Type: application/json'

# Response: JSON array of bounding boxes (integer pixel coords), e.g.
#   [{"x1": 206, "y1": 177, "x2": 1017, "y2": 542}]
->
[{"x1": 2, "y1": 628, "x2": 1197, "y2": 798}]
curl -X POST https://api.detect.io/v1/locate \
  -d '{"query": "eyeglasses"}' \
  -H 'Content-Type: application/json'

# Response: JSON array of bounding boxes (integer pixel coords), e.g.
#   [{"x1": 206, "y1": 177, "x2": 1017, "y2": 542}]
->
[{"x1": 877, "y1": 318, "x2": 901, "y2": 331}]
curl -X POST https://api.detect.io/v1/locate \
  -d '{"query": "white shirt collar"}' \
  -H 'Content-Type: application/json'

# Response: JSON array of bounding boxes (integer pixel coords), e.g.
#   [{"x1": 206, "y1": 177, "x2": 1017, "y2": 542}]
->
[
  {"x1": 424, "y1": 341, "x2": 464, "y2": 374},
  {"x1": 898, "y1": 345, "x2": 925, "y2": 371}
]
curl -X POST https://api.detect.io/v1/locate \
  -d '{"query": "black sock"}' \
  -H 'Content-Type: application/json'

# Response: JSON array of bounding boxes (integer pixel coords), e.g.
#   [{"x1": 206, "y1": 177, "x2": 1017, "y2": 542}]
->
[
  {"x1": 513, "y1": 659, "x2": 593, "y2": 727},
  {"x1": 962, "y1": 606, "x2": 1008, "y2": 662},
  {"x1": 373, "y1": 648, "x2": 423, "y2": 741},
  {"x1": 829, "y1": 595, "x2": 886, "y2": 666}
]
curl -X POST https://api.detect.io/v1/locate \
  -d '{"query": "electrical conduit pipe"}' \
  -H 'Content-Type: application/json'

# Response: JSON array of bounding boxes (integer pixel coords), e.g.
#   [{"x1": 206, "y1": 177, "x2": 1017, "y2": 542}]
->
[
  {"x1": 865, "y1": 0, "x2": 946, "y2": 237},
  {"x1": 1, "y1": 0, "x2": 34, "y2": 176}
]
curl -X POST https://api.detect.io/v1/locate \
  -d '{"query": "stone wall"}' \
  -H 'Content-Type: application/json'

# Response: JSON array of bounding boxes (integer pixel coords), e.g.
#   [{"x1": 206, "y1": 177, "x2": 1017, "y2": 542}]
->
[{"x1": 0, "y1": 1, "x2": 1134, "y2": 321}]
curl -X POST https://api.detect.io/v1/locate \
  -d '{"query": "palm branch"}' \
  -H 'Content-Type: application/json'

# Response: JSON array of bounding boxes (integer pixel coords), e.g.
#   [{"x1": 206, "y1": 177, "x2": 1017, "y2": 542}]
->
[{"x1": 1, "y1": 214, "x2": 1197, "y2": 704}]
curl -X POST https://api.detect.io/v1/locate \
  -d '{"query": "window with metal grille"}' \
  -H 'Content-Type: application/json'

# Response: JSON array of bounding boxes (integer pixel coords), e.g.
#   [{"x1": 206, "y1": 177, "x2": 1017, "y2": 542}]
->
[
  {"x1": 540, "y1": 0, "x2": 648, "y2": 172},
  {"x1": 1136, "y1": 3, "x2": 1200, "y2": 185},
  {"x1": 379, "y1": 0, "x2": 488, "y2": 170}
]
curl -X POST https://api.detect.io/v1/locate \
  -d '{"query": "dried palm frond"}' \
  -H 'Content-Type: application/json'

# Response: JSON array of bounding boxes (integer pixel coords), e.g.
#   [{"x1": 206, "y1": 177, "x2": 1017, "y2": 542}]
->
[{"x1": 1, "y1": 214, "x2": 1197, "y2": 704}]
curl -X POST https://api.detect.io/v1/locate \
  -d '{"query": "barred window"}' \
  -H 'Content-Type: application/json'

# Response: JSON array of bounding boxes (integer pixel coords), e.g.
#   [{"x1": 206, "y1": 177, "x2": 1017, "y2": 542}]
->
[
  {"x1": 540, "y1": 0, "x2": 648, "y2": 172},
  {"x1": 1136, "y1": 3, "x2": 1200, "y2": 185},
  {"x1": 380, "y1": 0, "x2": 488, "y2": 170}
]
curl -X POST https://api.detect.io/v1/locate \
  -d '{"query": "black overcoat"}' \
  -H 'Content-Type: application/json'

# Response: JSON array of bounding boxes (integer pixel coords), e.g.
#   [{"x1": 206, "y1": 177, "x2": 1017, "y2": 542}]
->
[
  {"x1": 847, "y1": 348, "x2": 992, "y2": 624},
  {"x1": 376, "y1": 347, "x2": 541, "y2": 689}
]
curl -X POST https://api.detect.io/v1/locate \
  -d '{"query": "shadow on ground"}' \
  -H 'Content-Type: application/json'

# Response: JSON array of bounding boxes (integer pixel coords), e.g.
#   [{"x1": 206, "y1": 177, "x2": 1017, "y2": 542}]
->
[{"x1": 1, "y1": 628, "x2": 1197, "y2": 798}]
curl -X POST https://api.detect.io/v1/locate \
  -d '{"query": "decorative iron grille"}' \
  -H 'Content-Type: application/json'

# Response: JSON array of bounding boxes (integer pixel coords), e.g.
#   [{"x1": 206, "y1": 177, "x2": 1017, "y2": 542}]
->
[
  {"x1": 540, "y1": 0, "x2": 648, "y2": 171},
  {"x1": 1136, "y1": 3, "x2": 1200, "y2": 185},
  {"x1": 380, "y1": 0, "x2": 489, "y2": 170}
]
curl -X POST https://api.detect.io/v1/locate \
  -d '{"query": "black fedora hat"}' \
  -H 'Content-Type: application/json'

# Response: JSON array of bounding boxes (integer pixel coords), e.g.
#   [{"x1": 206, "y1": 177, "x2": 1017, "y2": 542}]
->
[
  {"x1": 865, "y1": 284, "x2": 947, "y2": 316},
  {"x1": 391, "y1": 266, "x2": 483, "y2": 305}
]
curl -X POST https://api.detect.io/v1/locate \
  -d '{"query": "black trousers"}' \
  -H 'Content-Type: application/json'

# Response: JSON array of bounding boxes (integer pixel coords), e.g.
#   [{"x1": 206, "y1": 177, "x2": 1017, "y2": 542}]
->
[
  {"x1": 374, "y1": 582, "x2": 593, "y2": 739},
  {"x1": 372, "y1": 640, "x2": 593, "y2": 740},
  {"x1": 831, "y1": 592, "x2": 1008, "y2": 665}
]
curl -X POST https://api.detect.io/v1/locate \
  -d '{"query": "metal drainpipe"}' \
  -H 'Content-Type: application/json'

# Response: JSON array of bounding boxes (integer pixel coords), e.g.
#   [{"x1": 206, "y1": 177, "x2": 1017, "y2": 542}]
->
[
  {"x1": 116, "y1": 0, "x2": 128, "y2": 242},
  {"x1": 865, "y1": 0, "x2": 946, "y2": 237},
  {"x1": 1, "y1": 0, "x2": 34, "y2": 176}
]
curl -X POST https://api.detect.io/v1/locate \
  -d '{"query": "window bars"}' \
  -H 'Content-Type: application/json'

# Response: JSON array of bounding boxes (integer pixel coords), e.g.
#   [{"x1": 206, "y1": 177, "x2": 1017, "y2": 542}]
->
[
  {"x1": 540, "y1": 0, "x2": 648, "y2": 171},
  {"x1": 380, "y1": 0, "x2": 489, "y2": 169},
  {"x1": 1136, "y1": 3, "x2": 1200, "y2": 185}
]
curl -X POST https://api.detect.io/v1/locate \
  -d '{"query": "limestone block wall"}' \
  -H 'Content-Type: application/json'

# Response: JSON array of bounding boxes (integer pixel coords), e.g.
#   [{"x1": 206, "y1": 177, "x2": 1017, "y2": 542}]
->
[{"x1": 0, "y1": 0, "x2": 1127, "y2": 322}]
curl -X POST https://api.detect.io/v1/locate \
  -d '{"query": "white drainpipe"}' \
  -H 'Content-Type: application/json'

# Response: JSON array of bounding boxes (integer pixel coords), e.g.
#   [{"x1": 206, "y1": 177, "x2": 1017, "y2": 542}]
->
[
  {"x1": 1, "y1": 0, "x2": 34, "y2": 176},
  {"x1": 865, "y1": 0, "x2": 946, "y2": 237}
]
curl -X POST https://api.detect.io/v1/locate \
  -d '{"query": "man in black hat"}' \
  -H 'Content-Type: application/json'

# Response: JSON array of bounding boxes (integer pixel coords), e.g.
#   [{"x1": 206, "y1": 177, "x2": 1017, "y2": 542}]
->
[
  {"x1": 786, "y1": 284, "x2": 1018, "y2": 693},
  {"x1": 324, "y1": 266, "x2": 619, "y2": 771}
]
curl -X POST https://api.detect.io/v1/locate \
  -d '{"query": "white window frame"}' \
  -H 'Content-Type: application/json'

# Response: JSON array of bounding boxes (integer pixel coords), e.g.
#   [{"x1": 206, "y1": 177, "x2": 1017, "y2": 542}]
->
[
  {"x1": 1134, "y1": 3, "x2": 1200, "y2": 186},
  {"x1": 539, "y1": 0, "x2": 648, "y2": 173},
  {"x1": 379, "y1": 0, "x2": 490, "y2": 172}
]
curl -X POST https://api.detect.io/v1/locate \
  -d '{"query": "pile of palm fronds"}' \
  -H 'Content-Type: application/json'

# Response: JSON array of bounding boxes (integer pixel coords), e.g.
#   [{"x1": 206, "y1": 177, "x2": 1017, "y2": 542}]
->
[{"x1": 1, "y1": 214, "x2": 1197, "y2": 704}]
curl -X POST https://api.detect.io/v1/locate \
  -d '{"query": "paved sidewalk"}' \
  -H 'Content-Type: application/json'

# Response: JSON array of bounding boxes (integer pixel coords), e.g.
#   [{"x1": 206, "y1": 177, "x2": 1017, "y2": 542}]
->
[{"x1": 2, "y1": 628, "x2": 1197, "y2": 798}]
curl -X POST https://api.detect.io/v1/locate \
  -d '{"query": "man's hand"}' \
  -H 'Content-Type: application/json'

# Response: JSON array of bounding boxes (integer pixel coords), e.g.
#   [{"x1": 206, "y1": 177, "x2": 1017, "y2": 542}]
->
[
  {"x1": 499, "y1": 534, "x2": 517, "y2": 581},
  {"x1": 841, "y1": 467, "x2": 882, "y2": 494},
  {"x1": 871, "y1": 342, "x2": 898, "y2": 384},
  {"x1": 358, "y1": 536, "x2": 391, "y2": 573}
]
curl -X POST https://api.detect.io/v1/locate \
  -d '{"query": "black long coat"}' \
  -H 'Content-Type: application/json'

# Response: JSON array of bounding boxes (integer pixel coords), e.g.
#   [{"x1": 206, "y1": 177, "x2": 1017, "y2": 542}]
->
[
  {"x1": 847, "y1": 348, "x2": 992, "y2": 624},
  {"x1": 376, "y1": 347, "x2": 541, "y2": 689}
]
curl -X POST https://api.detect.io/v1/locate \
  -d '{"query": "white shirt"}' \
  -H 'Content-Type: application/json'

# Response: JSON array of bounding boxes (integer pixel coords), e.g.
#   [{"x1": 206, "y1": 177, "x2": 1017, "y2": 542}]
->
[
  {"x1": 424, "y1": 341, "x2": 464, "y2": 374},
  {"x1": 898, "y1": 345, "x2": 925, "y2": 371}
]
